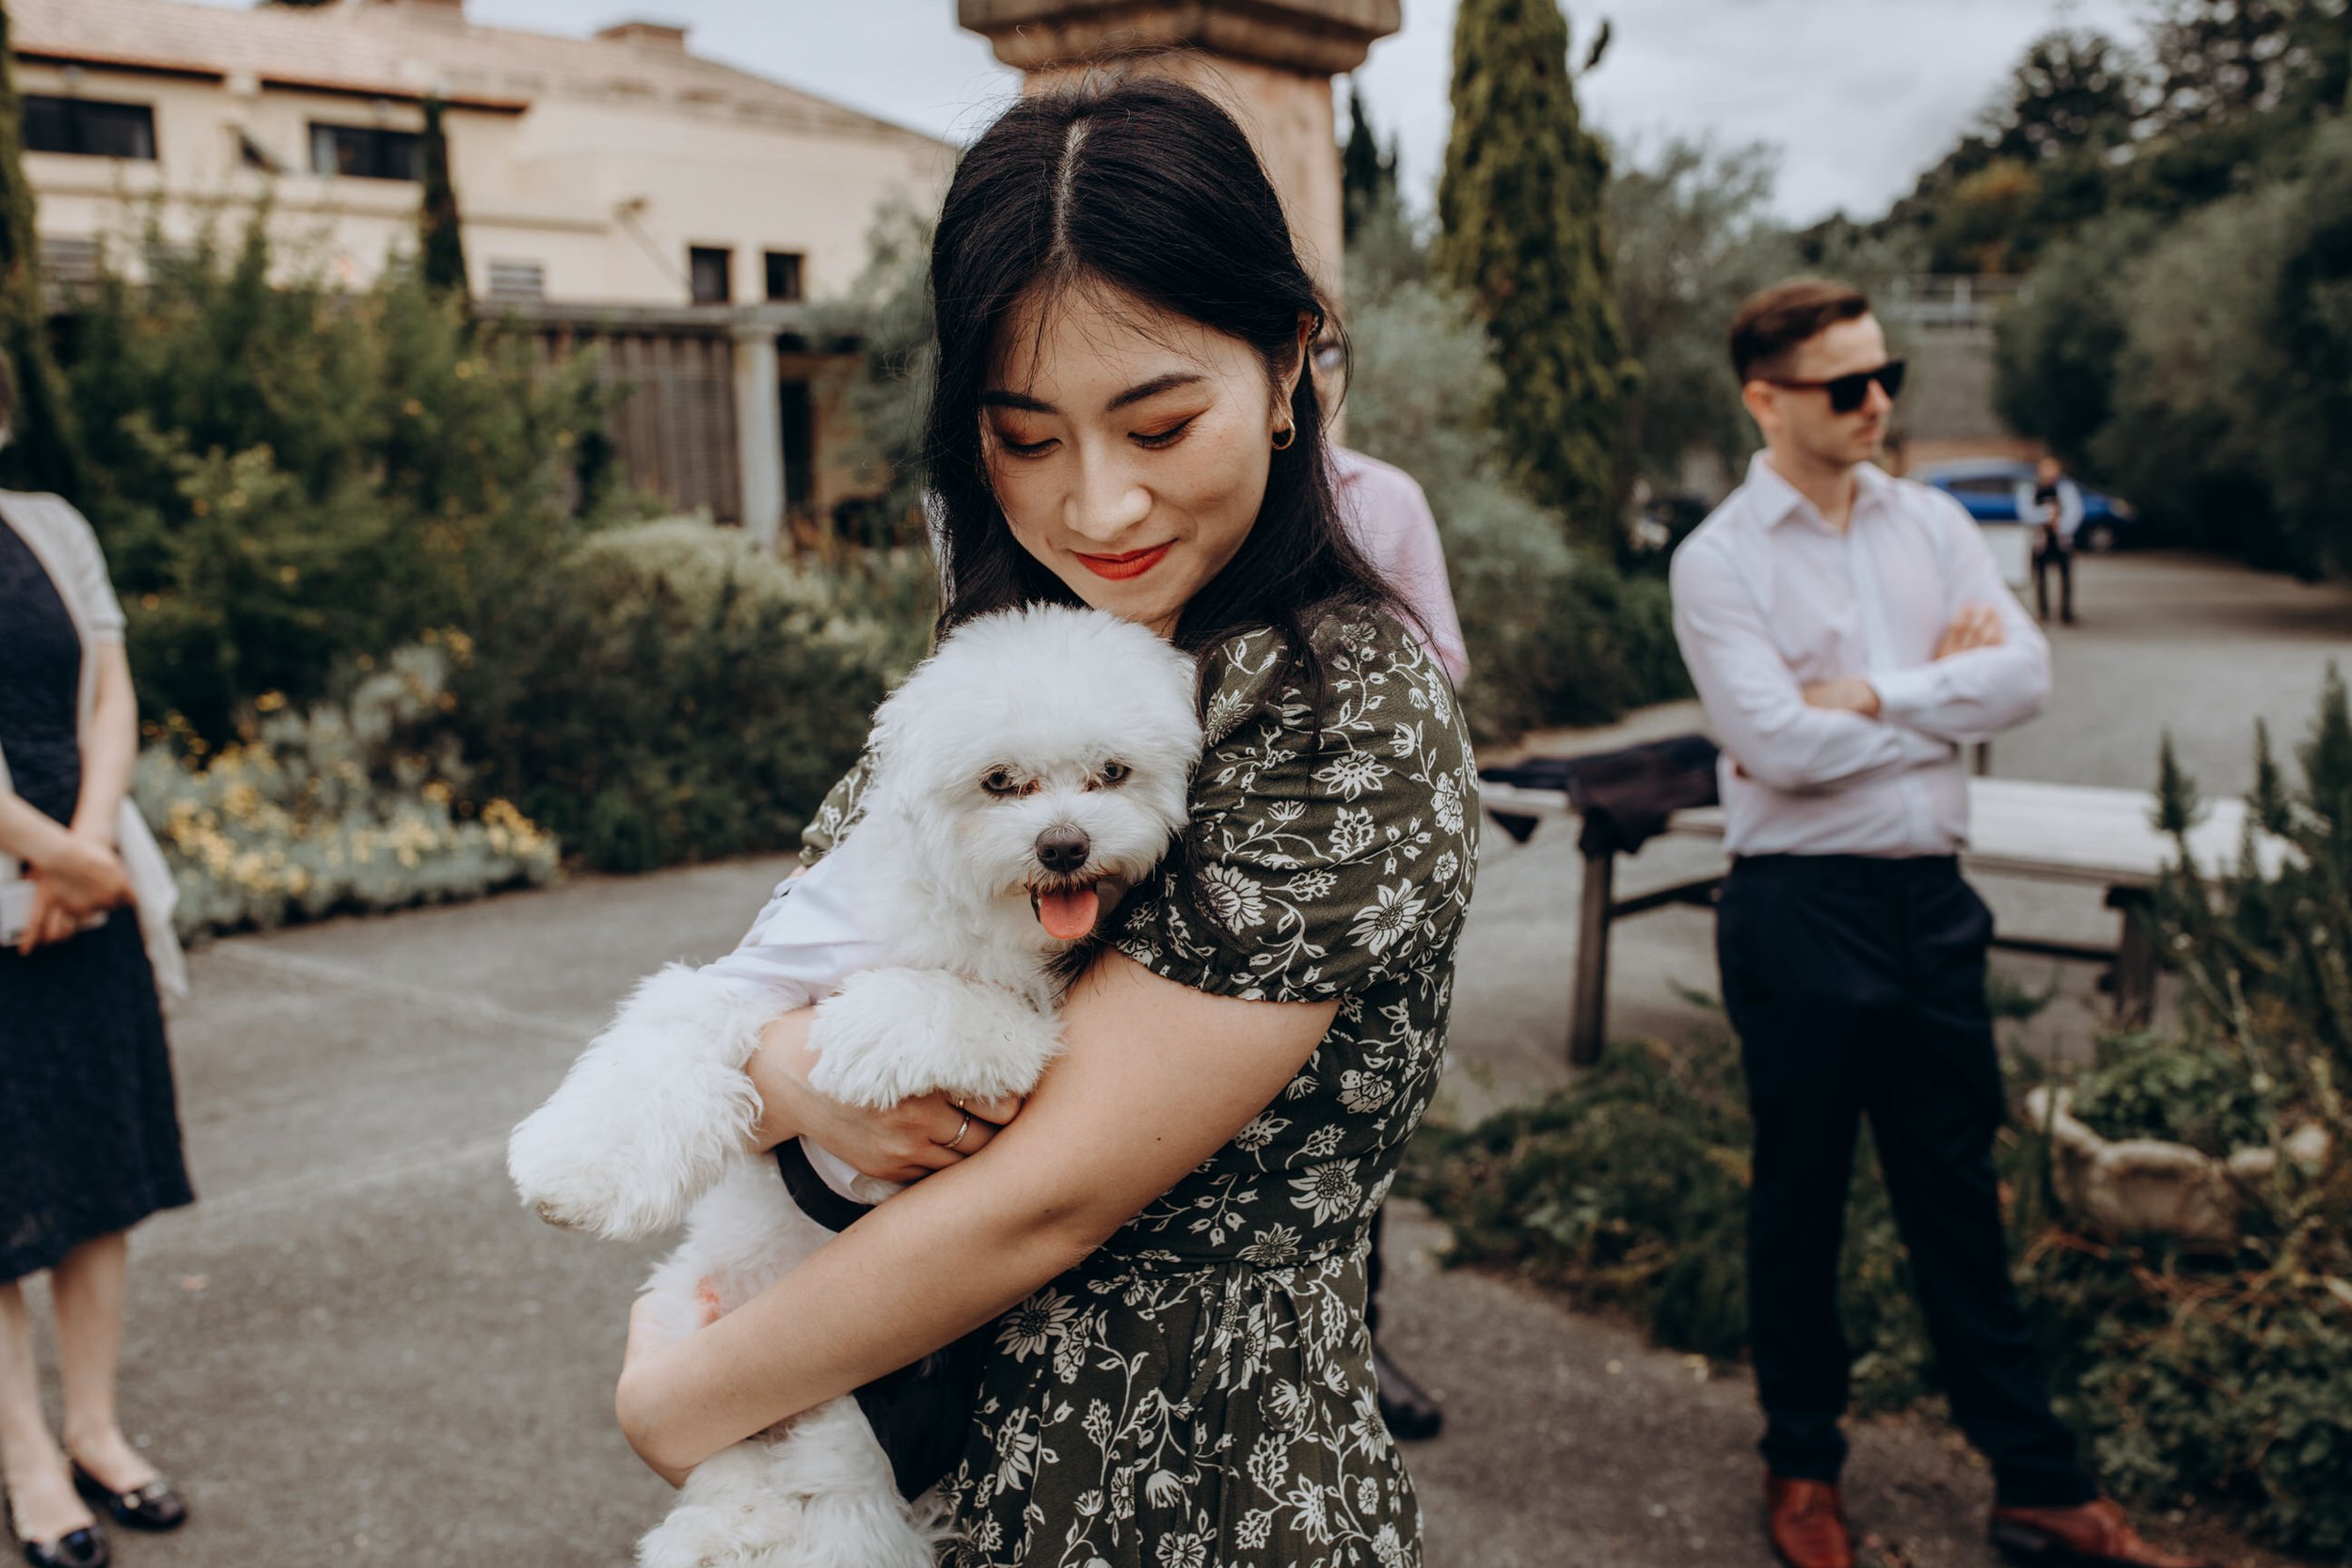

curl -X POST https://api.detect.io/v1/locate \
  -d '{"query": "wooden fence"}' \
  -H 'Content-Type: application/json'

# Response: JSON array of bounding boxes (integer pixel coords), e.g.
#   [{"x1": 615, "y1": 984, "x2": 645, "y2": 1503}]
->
[{"x1": 505, "y1": 300, "x2": 812, "y2": 529}]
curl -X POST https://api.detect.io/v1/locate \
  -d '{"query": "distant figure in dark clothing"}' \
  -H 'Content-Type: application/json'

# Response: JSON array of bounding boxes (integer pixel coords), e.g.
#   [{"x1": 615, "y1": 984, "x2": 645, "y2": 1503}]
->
[{"x1": 2016, "y1": 455, "x2": 2081, "y2": 625}]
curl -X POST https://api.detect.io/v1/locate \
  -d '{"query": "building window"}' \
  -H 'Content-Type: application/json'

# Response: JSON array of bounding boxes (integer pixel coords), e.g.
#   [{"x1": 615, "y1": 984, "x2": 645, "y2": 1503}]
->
[
  {"x1": 38, "y1": 235, "x2": 102, "y2": 288},
  {"x1": 310, "y1": 122, "x2": 421, "y2": 181},
  {"x1": 689, "y1": 245, "x2": 732, "y2": 306},
  {"x1": 763, "y1": 251, "x2": 804, "y2": 303},
  {"x1": 24, "y1": 95, "x2": 157, "y2": 160},
  {"x1": 487, "y1": 260, "x2": 545, "y2": 303}
]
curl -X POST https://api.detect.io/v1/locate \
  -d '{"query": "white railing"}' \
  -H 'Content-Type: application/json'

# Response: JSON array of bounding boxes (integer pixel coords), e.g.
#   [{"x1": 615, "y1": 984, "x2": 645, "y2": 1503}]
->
[{"x1": 1879, "y1": 274, "x2": 2031, "y2": 328}]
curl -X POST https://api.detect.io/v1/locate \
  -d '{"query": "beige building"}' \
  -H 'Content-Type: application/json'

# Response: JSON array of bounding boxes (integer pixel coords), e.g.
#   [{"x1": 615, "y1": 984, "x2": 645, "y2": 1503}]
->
[{"x1": 10, "y1": 0, "x2": 956, "y2": 538}]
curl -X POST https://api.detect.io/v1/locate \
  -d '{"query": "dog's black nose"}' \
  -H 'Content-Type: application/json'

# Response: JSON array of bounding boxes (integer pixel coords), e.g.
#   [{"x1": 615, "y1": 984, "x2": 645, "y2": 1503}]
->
[{"x1": 1034, "y1": 826, "x2": 1090, "y2": 875}]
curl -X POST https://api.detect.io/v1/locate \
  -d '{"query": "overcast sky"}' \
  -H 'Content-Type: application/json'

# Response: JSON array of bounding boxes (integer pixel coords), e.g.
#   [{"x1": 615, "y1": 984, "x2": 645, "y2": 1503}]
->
[{"x1": 186, "y1": 0, "x2": 2155, "y2": 224}]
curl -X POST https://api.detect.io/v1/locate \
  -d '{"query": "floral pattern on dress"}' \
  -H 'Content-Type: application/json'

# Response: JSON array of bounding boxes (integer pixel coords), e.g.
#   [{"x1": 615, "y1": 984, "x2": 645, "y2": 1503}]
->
[{"x1": 800, "y1": 610, "x2": 1477, "y2": 1567}]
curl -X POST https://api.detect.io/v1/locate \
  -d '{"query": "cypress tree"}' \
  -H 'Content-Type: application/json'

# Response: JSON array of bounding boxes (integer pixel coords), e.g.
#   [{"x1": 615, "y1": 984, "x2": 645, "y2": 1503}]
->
[
  {"x1": 0, "y1": 1, "x2": 86, "y2": 495},
  {"x1": 1341, "y1": 84, "x2": 1388, "y2": 241},
  {"x1": 1434, "y1": 0, "x2": 1629, "y2": 542},
  {"x1": 419, "y1": 95, "x2": 469, "y2": 303}
]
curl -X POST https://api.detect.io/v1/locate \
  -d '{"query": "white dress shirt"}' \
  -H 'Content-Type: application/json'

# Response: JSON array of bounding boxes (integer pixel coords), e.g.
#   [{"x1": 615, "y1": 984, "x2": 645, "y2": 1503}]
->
[
  {"x1": 1330, "y1": 446, "x2": 1471, "y2": 684},
  {"x1": 702, "y1": 823, "x2": 898, "y2": 1205},
  {"x1": 1669, "y1": 452, "x2": 2051, "y2": 858},
  {"x1": 2012, "y1": 476, "x2": 2084, "y2": 546}
]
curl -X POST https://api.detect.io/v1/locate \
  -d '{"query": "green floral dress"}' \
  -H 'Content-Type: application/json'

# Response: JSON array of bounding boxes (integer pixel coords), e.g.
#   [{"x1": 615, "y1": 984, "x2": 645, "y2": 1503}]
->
[{"x1": 799, "y1": 610, "x2": 1478, "y2": 1568}]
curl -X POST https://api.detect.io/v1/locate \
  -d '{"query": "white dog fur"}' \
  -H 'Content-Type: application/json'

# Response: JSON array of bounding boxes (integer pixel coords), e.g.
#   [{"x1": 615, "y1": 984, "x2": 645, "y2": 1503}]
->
[{"x1": 509, "y1": 605, "x2": 1202, "y2": 1568}]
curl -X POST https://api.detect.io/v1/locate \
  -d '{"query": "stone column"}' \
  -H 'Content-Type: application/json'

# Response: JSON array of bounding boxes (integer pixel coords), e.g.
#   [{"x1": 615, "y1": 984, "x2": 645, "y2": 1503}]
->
[
  {"x1": 732, "y1": 316, "x2": 786, "y2": 550},
  {"x1": 956, "y1": 1, "x2": 1401, "y2": 305}
]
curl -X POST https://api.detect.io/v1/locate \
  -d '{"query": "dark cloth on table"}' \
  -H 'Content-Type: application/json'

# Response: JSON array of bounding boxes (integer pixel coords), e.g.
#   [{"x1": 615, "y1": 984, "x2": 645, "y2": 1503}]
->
[
  {"x1": 0, "y1": 521, "x2": 193, "y2": 1283},
  {"x1": 1479, "y1": 733, "x2": 1721, "y2": 852},
  {"x1": 1716, "y1": 852, "x2": 2093, "y2": 1509}
]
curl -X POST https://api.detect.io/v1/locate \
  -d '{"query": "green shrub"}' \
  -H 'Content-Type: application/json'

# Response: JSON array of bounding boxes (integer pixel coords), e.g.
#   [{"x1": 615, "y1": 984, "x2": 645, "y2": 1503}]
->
[
  {"x1": 1342, "y1": 268, "x2": 1690, "y2": 743},
  {"x1": 1606, "y1": 139, "x2": 1797, "y2": 501},
  {"x1": 27, "y1": 209, "x2": 614, "y2": 738},
  {"x1": 1408, "y1": 1030, "x2": 2352, "y2": 1552},
  {"x1": 442, "y1": 518, "x2": 934, "y2": 874},
  {"x1": 2064, "y1": 1029, "x2": 2286, "y2": 1155},
  {"x1": 1403, "y1": 1036, "x2": 1931, "y2": 1397},
  {"x1": 1998, "y1": 119, "x2": 2352, "y2": 577},
  {"x1": 2153, "y1": 664, "x2": 2352, "y2": 1090},
  {"x1": 137, "y1": 641, "x2": 558, "y2": 941}
]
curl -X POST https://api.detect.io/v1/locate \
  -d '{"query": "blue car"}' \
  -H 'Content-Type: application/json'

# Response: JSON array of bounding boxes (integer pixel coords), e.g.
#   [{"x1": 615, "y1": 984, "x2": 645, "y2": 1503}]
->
[{"x1": 1915, "y1": 459, "x2": 2137, "y2": 552}]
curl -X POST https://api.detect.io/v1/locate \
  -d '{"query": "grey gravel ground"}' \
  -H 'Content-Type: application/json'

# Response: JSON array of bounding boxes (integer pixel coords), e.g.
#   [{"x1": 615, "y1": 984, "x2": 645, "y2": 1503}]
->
[{"x1": 18, "y1": 551, "x2": 2340, "y2": 1568}]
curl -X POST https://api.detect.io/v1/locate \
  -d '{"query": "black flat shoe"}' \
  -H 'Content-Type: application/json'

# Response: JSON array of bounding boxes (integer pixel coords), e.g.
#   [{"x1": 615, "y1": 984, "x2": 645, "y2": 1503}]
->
[
  {"x1": 19, "y1": 1529, "x2": 107, "y2": 1568},
  {"x1": 1373, "y1": 1338, "x2": 1445, "y2": 1442},
  {"x1": 69, "y1": 1465, "x2": 184, "y2": 1533},
  {"x1": 5, "y1": 1498, "x2": 107, "y2": 1568}
]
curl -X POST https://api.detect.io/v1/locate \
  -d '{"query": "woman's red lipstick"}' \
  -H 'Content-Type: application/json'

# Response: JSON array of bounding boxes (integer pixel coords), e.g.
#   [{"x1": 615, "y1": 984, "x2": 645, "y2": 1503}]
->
[{"x1": 1073, "y1": 543, "x2": 1172, "y2": 581}]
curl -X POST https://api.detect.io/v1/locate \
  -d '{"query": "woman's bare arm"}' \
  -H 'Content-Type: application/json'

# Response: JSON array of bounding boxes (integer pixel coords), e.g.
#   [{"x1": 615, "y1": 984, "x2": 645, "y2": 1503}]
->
[
  {"x1": 2, "y1": 643, "x2": 137, "y2": 949},
  {"x1": 0, "y1": 792, "x2": 75, "y2": 865},
  {"x1": 70, "y1": 641, "x2": 138, "y2": 846},
  {"x1": 617, "y1": 949, "x2": 1336, "y2": 1478}
]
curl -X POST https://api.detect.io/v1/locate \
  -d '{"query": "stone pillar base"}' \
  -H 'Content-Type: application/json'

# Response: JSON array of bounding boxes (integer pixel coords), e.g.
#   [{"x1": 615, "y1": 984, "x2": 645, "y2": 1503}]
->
[{"x1": 958, "y1": 0, "x2": 1401, "y2": 307}]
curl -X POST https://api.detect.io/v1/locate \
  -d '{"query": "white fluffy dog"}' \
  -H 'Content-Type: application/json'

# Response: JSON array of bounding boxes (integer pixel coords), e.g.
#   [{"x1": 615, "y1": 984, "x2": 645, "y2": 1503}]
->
[{"x1": 508, "y1": 604, "x2": 1202, "y2": 1568}]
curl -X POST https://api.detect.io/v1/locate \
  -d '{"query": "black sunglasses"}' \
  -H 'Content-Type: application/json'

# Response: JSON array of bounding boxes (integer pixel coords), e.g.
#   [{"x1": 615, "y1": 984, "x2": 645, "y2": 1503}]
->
[{"x1": 1762, "y1": 358, "x2": 1906, "y2": 415}]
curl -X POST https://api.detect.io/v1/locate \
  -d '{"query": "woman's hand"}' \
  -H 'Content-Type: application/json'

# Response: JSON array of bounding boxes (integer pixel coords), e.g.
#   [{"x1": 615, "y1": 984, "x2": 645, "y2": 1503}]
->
[
  {"x1": 14, "y1": 832, "x2": 129, "y2": 955},
  {"x1": 31, "y1": 831, "x2": 131, "y2": 919},
  {"x1": 747, "y1": 1010, "x2": 1023, "y2": 1182}
]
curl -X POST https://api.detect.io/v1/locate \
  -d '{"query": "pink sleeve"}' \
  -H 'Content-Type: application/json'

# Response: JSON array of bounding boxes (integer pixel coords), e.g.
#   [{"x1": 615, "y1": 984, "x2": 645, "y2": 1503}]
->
[
  {"x1": 1339, "y1": 456, "x2": 1470, "y2": 684},
  {"x1": 1387, "y1": 492, "x2": 1470, "y2": 684}
]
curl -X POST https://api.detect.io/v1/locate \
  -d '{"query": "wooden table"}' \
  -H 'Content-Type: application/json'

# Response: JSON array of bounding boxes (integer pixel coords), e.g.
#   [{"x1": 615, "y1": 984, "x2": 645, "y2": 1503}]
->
[{"x1": 1479, "y1": 775, "x2": 2284, "y2": 1067}]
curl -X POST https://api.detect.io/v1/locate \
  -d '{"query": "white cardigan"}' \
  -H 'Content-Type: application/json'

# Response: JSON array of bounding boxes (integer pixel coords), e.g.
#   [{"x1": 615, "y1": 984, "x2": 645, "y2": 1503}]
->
[{"x1": 0, "y1": 490, "x2": 187, "y2": 1006}]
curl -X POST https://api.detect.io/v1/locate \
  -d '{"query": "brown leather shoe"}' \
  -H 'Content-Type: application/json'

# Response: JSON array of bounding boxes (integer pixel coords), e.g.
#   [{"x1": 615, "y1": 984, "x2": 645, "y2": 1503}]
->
[
  {"x1": 1989, "y1": 1499, "x2": 2213, "y2": 1567},
  {"x1": 1766, "y1": 1477, "x2": 1853, "y2": 1568}
]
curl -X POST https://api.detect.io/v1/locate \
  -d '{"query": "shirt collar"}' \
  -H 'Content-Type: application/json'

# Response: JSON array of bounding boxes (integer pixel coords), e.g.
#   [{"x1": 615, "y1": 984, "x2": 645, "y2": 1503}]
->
[{"x1": 1746, "y1": 450, "x2": 1896, "y2": 530}]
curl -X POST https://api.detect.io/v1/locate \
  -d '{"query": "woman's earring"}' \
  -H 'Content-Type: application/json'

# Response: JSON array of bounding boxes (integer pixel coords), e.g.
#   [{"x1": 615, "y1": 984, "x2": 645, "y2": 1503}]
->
[{"x1": 1271, "y1": 424, "x2": 1296, "y2": 451}]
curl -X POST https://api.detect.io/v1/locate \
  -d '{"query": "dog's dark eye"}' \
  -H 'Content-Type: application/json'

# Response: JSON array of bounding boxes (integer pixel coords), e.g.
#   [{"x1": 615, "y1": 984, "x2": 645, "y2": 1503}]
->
[
  {"x1": 981, "y1": 768, "x2": 1020, "y2": 798},
  {"x1": 1100, "y1": 761, "x2": 1132, "y2": 786}
]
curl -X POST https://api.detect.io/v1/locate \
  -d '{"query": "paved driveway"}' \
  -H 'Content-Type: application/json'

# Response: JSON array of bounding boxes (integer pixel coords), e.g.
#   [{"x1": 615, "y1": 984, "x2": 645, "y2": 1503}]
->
[{"x1": 39, "y1": 551, "x2": 2333, "y2": 1568}]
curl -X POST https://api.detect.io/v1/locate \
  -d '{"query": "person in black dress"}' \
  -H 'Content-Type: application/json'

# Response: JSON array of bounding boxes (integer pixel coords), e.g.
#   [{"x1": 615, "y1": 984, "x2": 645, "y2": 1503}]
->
[{"x1": 1, "y1": 391, "x2": 193, "y2": 1564}]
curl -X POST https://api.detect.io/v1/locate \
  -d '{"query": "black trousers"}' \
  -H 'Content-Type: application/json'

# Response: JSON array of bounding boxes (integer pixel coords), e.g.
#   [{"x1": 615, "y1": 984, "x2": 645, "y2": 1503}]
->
[
  {"x1": 2035, "y1": 541, "x2": 2074, "y2": 622},
  {"x1": 1716, "y1": 854, "x2": 2094, "y2": 1509}
]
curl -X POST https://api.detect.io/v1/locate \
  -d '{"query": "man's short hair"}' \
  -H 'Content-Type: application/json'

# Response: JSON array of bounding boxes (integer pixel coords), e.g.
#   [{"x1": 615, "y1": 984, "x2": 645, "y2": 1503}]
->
[{"x1": 1729, "y1": 278, "x2": 1870, "y2": 383}]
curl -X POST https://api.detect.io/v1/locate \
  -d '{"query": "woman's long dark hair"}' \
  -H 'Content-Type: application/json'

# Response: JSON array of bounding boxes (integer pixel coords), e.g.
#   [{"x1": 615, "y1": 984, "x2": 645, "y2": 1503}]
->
[{"x1": 924, "y1": 71, "x2": 1406, "y2": 701}]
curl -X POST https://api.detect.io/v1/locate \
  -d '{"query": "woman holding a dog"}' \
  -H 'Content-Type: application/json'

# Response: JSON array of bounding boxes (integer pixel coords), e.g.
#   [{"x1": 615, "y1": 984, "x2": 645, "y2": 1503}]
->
[{"x1": 616, "y1": 74, "x2": 1476, "y2": 1567}]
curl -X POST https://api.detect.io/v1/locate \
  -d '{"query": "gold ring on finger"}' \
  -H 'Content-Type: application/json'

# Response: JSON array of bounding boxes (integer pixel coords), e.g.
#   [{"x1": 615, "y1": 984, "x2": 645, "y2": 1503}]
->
[{"x1": 945, "y1": 1110, "x2": 974, "y2": 1151}]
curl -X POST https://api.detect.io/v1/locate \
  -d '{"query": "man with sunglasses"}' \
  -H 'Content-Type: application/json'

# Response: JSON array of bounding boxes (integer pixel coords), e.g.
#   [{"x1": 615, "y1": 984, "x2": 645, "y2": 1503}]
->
[{"x1": 1669, "y1": 279, "x2": 2205, "y2": 1568}]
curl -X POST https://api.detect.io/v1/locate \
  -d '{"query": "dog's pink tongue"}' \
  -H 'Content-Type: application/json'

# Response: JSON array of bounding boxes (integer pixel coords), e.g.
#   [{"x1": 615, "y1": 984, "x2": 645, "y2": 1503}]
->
[{"x1": 1036, "y1": 887, "x2": 1100, "y2": 942}]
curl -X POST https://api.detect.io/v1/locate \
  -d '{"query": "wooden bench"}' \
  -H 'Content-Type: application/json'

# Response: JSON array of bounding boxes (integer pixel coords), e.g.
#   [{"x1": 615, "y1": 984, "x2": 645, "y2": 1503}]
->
[{"x1": 1478, "y1": 773, "x2": 2283, "y2": 1067}]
